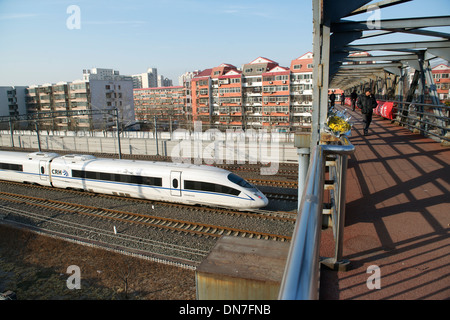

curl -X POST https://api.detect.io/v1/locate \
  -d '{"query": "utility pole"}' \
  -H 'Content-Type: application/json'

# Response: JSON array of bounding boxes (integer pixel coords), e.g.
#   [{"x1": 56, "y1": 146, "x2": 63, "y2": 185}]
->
[
  {"x1": 154, "y1": 116, "x2": 159, "y2": 156},
  {"x1": 9, "y1": 117, "x2": 14, "y2": 148},
  {"x1": 115, "y1": 108, "x2": 122, "y2": 159},
  {"x1": 35, "y1": 121, "x2": 42, "y2": 152}
]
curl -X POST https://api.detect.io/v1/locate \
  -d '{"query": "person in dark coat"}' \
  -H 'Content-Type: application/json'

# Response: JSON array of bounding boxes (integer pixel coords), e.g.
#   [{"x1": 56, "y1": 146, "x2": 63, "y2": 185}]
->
[
  {"x1": 357, "y1": 89, "x2": 378, "y2": 136},
  {"x1": 350, "y1": 90, "x2": 358, "y2": 111},
  {"x1": 341, "y1": 92, "x2": 346, "y2": 105},
  {"x1": 329, "y1": 90, "x2": 336, "y2": 108}
]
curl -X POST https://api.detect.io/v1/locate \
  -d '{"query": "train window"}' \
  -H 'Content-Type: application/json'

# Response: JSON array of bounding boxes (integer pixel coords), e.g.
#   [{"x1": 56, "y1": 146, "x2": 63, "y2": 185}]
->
[
  {"x1": 111, "y1": 174, "x2": 121, "y2": 182},
  {"x1": 227, "y1": 173, "x2": 253, "y2": 188},
  {"x1": 184, "y1": 180, "x2": 240, "y2": 196},
  {"x1": 41, "y1": 166, "x2": 45, "y2": 174},
  {"x1": 71, "y1": 169, "x2": 162, "y2": 187},
  {"x1": 172, "y1": 179, "x2": 178, "y2": 188},
  {"x1": 142, "y1": 177, "x2": 162, "y2": 186},
  {"x1": 0, "y1": 163, "x2": 23, "y2": 171},
  {"x1": 100, "y1": 172, "x2": 110, "y2": 181},
  {"x1": 119, "y1": 174, "x2": 131, "y2": 183}
]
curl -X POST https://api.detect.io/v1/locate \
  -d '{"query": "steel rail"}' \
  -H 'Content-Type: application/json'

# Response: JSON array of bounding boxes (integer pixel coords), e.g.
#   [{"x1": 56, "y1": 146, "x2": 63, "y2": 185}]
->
[
  {"x1": 0, "y1": 179, "x2": 290, "y2": 221},
  {"x1": 0, "y1": 204, "x2": 202, "y2": 269},
  {"x1": 0, "y1": 191, "x2": 292, "y2": 242}
]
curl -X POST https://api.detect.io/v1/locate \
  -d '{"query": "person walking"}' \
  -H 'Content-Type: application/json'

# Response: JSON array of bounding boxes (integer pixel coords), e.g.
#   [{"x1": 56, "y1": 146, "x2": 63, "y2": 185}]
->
[
  {"x1": 350, "y1": 90, "x2": 357, "y2": 111},
  {"x1": 357, "y1": 89, "x2": 378, "y2": 136},
  {"x1": 329, "y1": 90, "x2": 336, "y2": 108},
  {"x1": 341, "y1": 92, "x2": 346, "y2": 105}
]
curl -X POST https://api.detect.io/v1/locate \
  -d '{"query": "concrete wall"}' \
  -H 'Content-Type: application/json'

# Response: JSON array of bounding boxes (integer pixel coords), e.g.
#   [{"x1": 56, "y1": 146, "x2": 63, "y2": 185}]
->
[{"x1": 0, "y1": 130, "x2": 299, "y2": 164}]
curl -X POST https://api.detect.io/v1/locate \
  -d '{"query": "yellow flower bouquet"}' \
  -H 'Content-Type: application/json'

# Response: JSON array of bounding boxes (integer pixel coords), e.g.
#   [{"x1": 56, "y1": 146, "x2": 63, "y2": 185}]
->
[{"x1": 326, "y1": 109, "x2": 352, "y2": 137}]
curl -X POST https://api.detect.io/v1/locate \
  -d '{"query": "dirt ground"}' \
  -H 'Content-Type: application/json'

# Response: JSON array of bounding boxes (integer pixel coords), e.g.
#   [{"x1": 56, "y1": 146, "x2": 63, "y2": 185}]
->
[{"x1": 0, "y1": 224, "x2": 196, "y2": 300}]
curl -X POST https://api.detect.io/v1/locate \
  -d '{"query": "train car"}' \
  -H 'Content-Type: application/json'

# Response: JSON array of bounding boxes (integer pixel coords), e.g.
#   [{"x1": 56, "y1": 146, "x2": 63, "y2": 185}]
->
[
  {"x1": 0, "y1": 151, "x2": 59, "y2": 187},
  {"x1": 49, "y1": 154, "x2": 268, "y2": 209},
  {"x1": 0, "y1": 151, "x2": 268, "y2": 209}
]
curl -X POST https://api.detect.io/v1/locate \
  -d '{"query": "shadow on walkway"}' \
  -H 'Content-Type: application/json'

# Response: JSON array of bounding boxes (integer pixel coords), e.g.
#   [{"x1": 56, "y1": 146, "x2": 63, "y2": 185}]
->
[{"x1": 319, "y1": 106, "x2": 450, "y2": 300}]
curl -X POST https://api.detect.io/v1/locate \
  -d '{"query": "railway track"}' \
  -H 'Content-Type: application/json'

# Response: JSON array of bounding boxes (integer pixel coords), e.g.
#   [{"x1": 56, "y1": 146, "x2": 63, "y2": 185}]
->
[
  {"x1": 0, "y1": 149, "x2": 298, "y2": 268},
  {"x1": 0, "y1": 179, "x2": 296, "y2": 221},
  {"x1": 264, "y1": 192, "x2": 298, "y2": 202},
  {"x1": 215, "y1": 164, "x2": 298, "y2": 175},
  {"x1": 0, "y1": 191, "x2": 292, "y2": 242},
  {"x1": 0, "y1": 202, "x2": 206, "y2": 269},
  {"x1": 249, "y1": 178, "x2": 298, "y2": 188}
]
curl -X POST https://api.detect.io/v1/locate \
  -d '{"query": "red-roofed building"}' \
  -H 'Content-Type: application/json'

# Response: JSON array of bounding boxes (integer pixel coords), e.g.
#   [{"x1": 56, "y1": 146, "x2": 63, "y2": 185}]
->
[
  {"x1": 215, "y1": 69, "x2": 243, "y2": 127},
  {"x1": 187, "y1": 54, "x2": 318, "y2": 131},
  {"x1": 191, "y1": 68, "x2": 213, "y2": 124},
  {"x1": 290, "y1": 52, "x2": 313, "y2": 131},
  {"x1": 133, "y1": 52, "x2": 339, "y2": 132},
  {"x1": 432, "y1": 64, "x2": 450, "y2": 101},
  {"x1": 241, "y1": 57, "x2": 279, "y2": 129},
  {"x1": 262, "y1": 66, "x2": 290, "y2": 129}
]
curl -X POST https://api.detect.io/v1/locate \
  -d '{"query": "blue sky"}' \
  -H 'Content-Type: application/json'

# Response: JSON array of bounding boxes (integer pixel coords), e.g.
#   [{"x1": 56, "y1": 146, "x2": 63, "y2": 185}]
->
[{"x1": 0, "y1": 0, "x2": 449, "y2": 86}]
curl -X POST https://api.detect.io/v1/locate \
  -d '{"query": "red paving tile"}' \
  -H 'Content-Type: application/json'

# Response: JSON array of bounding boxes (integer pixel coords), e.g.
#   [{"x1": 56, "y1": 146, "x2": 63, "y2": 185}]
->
[{"x1": 319, "y1": 107, "x2": 450, "y2": 300}]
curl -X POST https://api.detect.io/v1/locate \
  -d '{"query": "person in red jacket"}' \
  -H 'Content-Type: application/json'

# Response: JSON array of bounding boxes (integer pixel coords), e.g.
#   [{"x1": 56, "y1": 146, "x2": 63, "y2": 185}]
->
[{"x1": 357, "y1": 89, "x2": 378, "y2": 136}]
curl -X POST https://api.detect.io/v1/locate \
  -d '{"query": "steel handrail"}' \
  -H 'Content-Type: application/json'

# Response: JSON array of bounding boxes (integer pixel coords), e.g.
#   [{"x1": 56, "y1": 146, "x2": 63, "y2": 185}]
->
[
  {"x1": 377, "y1": 99, "x2": 450, "y2": 110},
  {"x1": 278, "y1": 135, "x2": 354, "y2": 300},
  {"x1": 375, "y1": 99, "x2": 449, "y2": 141}
]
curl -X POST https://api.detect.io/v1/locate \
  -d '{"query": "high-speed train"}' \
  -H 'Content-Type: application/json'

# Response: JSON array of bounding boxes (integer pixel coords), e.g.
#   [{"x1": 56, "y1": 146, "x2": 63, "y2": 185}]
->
[{"x1": 0, "y1": 151, "x2": 268, "y2": 209}]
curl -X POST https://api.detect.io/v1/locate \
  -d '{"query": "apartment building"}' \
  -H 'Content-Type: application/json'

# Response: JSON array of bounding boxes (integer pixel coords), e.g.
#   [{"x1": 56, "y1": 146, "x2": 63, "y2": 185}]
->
[
  {"x1": 0, "y1": 86, "x2": 27, "y2": 117},
  {"x1": 178, "y1": 70, "x2": 200, "y2": 86},
  {"x1": 432, "y1": 64, "x2": 450, "y2": 101},
  {"x1": 191, "y1": 68, "x2": 213, "y2": 125},
  {"x1": 189, "y1": 53, "x2": 314, "y2": 131},
  {"x1": 158, "y1": 75, "x2": 173, "y2": 87},
  {"x1": 0, "y1": 86, "x2": 27, "y2": 129},
  {"x1": 242, "y1": 57, "x2": 278, "y2": 129},
  {"x1": 133, "y1": 86, "x2": 188, "y2": 128},
  {"x1": 25, "y1": 68, "x2": 135, "y2": 131},
  {"x1": 212, "y1": 64, "x2": 242, "y2": 128},
  {"x1": 132, "y1": 52, "x2": 335, "y2": 132},
  {"x1": 178, "y1": 70, "x2": 200, "y2": 119},
  {"x1": 132, "y1": 68, "x2": 158, "y2": 89},
  {"x1": 290, "y1": 52, "x2": 313, "y2": 131},
  {"x1": 261, "y1": 65, "x2": 291, "y2": 130}
]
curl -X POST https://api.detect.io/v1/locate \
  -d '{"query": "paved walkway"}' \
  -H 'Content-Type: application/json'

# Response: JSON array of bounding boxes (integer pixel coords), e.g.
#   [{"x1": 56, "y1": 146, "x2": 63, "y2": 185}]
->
[{"x1": 319, "y1": 105, "x2": 450, "y2": 300}]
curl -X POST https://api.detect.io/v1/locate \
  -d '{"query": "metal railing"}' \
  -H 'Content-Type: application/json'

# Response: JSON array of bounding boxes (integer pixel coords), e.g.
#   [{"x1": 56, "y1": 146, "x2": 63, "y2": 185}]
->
[
  {"x1": 381, "y1": 100, "x2": 449, "y2": 142},
  {"x1": 278, "y1": 135, "x2": 354, "y2": 300}
]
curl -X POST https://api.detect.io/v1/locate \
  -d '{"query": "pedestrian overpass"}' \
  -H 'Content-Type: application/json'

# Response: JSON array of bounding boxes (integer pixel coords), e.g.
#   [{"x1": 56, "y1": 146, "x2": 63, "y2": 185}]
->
[{"x1": 279, "y1": 0, "x2": 450, "y2": 299}]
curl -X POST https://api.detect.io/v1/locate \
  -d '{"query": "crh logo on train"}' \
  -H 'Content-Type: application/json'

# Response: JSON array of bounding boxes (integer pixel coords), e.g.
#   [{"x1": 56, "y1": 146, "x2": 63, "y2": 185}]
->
[{"x1": 51, "y1": 169, "x2": 69, "y2": 176}]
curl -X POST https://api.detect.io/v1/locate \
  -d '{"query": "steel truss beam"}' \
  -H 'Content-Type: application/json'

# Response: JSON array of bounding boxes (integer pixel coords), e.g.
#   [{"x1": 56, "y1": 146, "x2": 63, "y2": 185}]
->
[
  {"x1": 345, "y1": 0, "x2": 412, "y2": 17},
  {"x1": 345, "y1": 40, "x2": 450, "y2": 52},
  {"x1": 344, "y1": 53, "x2": 419, "y2": 61},
  {"x1": 332, "y1": 16, "x2": 450, "y2": 32}
]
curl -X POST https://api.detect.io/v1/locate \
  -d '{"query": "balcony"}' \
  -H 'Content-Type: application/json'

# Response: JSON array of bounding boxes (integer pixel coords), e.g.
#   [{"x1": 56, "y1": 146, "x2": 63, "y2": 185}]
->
[{"x1": 242, "y1": 81, "x2": 262, "y2": 87}]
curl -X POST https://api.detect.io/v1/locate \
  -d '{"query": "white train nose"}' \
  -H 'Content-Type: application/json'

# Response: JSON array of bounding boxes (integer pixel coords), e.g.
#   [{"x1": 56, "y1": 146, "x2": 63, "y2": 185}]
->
[
  {"x1": 252, "y1": 192, "x2": 269, "y2": 208},
  {"x1": 260, "y1": 195, "x2": 269, "y2": 207}
]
